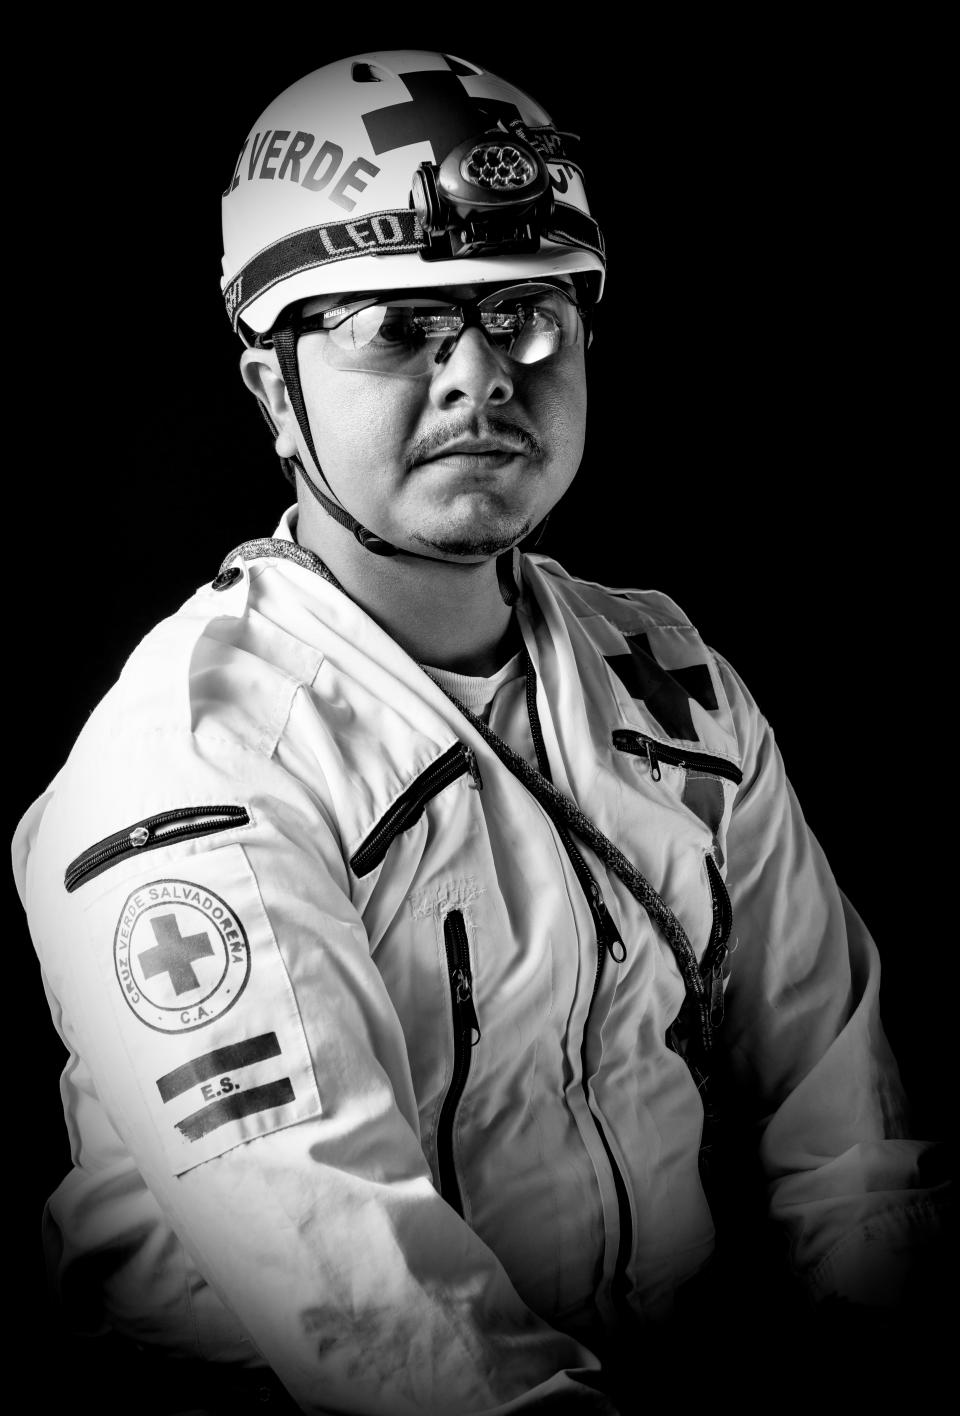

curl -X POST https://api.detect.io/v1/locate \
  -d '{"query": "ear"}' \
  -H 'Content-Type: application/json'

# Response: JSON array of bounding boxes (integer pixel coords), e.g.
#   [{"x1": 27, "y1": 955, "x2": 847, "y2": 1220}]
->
[{"x1": 240, "y1": 347, "x2": 299, "y2": 459}]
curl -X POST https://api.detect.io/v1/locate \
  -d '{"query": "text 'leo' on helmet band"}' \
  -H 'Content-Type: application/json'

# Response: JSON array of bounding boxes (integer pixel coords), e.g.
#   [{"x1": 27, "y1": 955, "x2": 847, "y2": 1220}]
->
[{"x1": 220, "y1": 50, "x2": 605, "y2": 340}]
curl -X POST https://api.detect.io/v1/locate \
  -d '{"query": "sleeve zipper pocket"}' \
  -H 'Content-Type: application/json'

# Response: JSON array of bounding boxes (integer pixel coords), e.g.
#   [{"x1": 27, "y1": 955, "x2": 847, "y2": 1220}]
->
[
  {"x1": 612, "y1": 729, "x2": 743, "y2": 786},
  {"x1": 64, "y1": 805, "x2": 251, "y2": 893},
  {"x1": 350, "y1": 742, "x2": 483, "y2": 878}
]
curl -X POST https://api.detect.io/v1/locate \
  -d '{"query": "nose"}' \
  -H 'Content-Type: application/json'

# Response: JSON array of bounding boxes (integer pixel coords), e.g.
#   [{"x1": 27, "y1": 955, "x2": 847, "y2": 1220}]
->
[{"x1": 428, "y1": 325, "x2": 515, "y2": 410}]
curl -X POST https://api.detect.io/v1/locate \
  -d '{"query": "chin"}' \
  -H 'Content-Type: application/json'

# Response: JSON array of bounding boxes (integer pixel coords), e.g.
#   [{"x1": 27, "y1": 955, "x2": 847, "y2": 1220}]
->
[{"x1": 411, "y1": 516, "x2": 534, "y2": 560}]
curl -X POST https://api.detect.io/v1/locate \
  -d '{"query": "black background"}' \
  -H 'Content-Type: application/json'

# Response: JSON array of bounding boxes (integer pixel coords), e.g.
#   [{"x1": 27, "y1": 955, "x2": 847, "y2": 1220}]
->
[{"x1": 10, "y1": 17, "x2": 949, "y2": 1329}]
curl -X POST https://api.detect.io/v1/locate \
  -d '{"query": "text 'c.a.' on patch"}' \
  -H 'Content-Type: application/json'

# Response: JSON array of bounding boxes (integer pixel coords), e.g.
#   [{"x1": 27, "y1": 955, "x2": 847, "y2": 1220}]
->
[{"x1": 114, "y1": 879, "x2": 251, "y2": 1033}]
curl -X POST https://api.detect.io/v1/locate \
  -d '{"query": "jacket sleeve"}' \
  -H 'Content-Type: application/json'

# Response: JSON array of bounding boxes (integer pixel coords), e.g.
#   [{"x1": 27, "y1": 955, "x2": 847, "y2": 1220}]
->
[
  {"x1": 714, "y1": 654, "x2": 949, "y2": 1308},
  {"x1": 15, "y1": 726, "x2": 614, "y2": 1416}
]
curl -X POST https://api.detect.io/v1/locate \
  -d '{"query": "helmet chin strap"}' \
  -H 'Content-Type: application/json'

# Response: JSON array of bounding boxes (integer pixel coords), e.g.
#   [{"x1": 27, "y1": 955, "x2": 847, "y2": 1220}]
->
[{"x1": 270, "y1": 324, "x2": 535, "y2": 605}]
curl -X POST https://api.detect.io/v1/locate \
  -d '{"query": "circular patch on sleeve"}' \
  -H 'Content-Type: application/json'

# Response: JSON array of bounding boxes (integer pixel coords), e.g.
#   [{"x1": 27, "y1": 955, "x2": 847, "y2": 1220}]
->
[{"x1": 114, "y1": 879, "x2": 251, "y2": 1032}]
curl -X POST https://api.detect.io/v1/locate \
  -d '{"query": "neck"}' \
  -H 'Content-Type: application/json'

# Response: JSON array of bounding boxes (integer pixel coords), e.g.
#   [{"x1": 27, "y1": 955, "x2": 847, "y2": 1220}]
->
[{"x1": 294, "y1": 492, "x2": 518, "y2": 676}]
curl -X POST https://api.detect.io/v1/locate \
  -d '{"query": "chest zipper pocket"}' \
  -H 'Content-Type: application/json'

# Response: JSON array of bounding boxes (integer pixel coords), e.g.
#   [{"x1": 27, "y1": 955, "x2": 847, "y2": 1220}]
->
[
  {"x1": 64, "y1": 805, "x2": 251, "y2": 893},
  {"x1": 436, "y1": 908, "x2": 481, "y2": 1216},
  {"x1": 350, "y1": 742, "x2": 483, "y2": 878},
  {"x1": 612, "y1": 729, "x2": 743, "y2": 786}
]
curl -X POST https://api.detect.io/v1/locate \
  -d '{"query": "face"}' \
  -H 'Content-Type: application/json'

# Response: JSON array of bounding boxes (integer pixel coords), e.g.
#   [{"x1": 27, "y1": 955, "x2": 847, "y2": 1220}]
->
[{"x1": 287, "y1": 281, "x2": 588, "y2": 559}]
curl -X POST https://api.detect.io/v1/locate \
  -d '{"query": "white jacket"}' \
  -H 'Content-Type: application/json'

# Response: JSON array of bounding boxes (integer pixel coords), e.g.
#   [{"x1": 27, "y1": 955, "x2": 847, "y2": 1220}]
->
[{"x1": 12, "y1": 515, "x2": 938, "y2": 1414}]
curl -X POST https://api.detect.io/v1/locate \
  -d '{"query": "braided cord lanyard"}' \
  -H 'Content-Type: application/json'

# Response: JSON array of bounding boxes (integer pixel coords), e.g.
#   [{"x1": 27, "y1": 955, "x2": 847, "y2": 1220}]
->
[
  {"x1": 218, "y1": 541, "x2": 718, "y2": 1077},
  {"x1": 426, "y1": 649, "x2": 716, "y2": 1070},
  {"x1": 219, "y1": 537, "x2": 344, "y2": 588}
]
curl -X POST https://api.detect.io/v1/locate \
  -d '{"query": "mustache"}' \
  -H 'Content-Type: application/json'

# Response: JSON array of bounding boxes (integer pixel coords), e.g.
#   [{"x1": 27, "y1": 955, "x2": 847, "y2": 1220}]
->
[{"x1": 405, "y1": 417, "x2": 542, "y2": 470}]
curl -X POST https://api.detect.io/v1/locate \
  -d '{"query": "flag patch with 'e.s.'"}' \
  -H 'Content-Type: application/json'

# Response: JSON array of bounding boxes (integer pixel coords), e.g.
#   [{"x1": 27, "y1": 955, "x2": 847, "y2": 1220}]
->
[
  {"x1": 156, "y1": 1031, "x2": 295, "y2": 1144},
  {"x1": 82, "y1": 844, "x2": 322, "y2": 1175}
]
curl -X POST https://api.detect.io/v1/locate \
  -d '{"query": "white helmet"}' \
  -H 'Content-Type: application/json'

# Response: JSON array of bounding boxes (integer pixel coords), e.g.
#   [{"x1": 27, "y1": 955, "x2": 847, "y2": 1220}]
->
[{"x1": 221, "y1": 50, "x2": 606, "y2": 339}]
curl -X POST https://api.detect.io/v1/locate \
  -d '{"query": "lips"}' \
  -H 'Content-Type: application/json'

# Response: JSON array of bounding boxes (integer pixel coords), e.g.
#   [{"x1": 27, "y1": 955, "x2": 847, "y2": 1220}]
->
[{"x1": 419, "y1": 438, "x2": 526, "y2": 464}]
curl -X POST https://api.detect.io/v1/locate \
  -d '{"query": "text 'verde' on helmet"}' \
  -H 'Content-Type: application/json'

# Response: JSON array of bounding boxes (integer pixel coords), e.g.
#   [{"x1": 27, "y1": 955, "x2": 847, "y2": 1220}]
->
[{"x1": 220, "y1": 50, "x2": 606, "y2": 343}]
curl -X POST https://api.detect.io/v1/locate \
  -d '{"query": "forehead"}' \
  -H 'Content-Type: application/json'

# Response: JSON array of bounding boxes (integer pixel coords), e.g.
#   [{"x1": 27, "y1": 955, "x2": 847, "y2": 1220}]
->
[{"x1": 298, "y1": 276, "x2": 576, "y2": 319}]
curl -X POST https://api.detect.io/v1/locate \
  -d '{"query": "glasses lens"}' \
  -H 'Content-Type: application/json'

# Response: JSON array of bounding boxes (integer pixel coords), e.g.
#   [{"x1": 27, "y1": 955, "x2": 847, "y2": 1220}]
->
[
  {"x1": 321, "y1": 301, "x2": 458, "y2": 373},
  {"x1": 477, "y1": 286, "x2": 582, "y2": 366},
  {"x1": 309, "y1": 285, "x2": 581, "y2": 374}
]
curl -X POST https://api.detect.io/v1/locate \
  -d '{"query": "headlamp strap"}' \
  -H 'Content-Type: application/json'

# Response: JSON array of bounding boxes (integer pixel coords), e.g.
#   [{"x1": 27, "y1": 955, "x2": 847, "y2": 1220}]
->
[
  {"x1": 508, "y1": 121, "x2": 585, "y2": 180},
  {"x1": 225, "y1": 203, "x2": 602, "y2": 331}
]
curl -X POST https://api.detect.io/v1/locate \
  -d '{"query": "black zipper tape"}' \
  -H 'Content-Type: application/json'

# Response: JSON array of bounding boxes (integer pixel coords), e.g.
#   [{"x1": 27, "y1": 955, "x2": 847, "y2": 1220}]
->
[
  {"x1": 436, "y1": 909, "x2": 481, "y2": 1216},
  {"x1": 612, "y1": 729, "x2": 743, "y2": 786},
  {"x1": 350, "y1": 742, "x2": 482, "y2": 878},
  {"x1": 703, "y1": 854, "x2": 733, "y2": 1029},
  {"x1": 65, "y1": 806, "x2": 251, "y2": 893},
  {"x1": 527, "y1": 654, "x2": 633, "y2": 1312},
  {"x1": 669, "y1": 852, "x2": 735, "y2": 1060}
]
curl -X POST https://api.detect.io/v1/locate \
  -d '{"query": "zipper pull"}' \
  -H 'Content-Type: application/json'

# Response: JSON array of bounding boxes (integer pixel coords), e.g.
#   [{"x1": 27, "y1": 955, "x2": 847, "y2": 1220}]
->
[
  {"x1": 129, "y1": 826, "x2": 151, "y2": 848},
  {"x1": 463, "y1": 746, "x2": 483, "y2": 791},
  {"x1": 611, "y1": 729, "x2": 662, "y2": 781},
  {"x1": 451, "y1": 967, "x2": 482, "y2": 1044},
  {"x1": 599, "y1": 900, "x2": 627, "y2": 963},
  {"x1": 708, "y1": 953, "x2": 726, "y2": 1029},
  {"x1": 646, "y1": 741, "x2": 662, "y2": 782},
  {"x1": 588, "y1": 882, "x2": 627, "y2": 963}
]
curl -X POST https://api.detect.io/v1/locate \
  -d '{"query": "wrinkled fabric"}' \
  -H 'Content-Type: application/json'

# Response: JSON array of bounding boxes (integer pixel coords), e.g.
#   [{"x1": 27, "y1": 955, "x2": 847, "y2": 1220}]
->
[{"x1": 12, "y1": 512, "x2": 942, "y2": 1414}]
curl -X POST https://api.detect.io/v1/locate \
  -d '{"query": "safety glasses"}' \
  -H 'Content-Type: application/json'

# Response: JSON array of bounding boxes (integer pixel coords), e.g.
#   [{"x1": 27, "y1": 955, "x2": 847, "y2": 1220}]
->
[{"x1": 291, "y1": 282, "x2": 587, "y2": 376}]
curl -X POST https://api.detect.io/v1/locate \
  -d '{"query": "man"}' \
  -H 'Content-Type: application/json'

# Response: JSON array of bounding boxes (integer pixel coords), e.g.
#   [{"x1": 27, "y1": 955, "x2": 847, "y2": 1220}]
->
[{"x1": 13, "y1": 49, "x2": 947, "y2": 1416}]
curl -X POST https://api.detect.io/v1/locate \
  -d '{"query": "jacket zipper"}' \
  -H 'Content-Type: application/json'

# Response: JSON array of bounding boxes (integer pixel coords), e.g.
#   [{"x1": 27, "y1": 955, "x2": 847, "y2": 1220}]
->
[
  {"x1": 436, "y1": 909, "x2": 481, "y2": 1216},
  {"x1": 612, "y1": 729, "x2": 743, "y2": 786},
  {"x1": 350, "y1": 743, "x2": 483, "y2": 878},
  {"x1": 64, "y1": 805, "x2": 251, "y2": 893},
  {"x1": 526, "y1": 655, "x2": 633, "y2": 1308},
  {"x1": 526, "y1": 664, "x2": 625, "y2": 977}
]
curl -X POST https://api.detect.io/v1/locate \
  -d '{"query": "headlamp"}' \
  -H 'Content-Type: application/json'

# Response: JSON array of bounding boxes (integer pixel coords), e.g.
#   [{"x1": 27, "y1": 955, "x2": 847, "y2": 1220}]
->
[{"x1": 410, "y1": 128, "x2": 554, "y2": 263}]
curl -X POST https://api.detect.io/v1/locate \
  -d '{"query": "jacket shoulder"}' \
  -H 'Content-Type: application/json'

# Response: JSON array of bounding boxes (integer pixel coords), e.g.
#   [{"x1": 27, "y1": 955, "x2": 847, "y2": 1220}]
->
[
  {"x1": 18, "y1": 574, "x2": 328, "y2": 887},
  {"x1": 526, "y1": 554, "x2": 756, "y2": 764},
  {"x1": 87, "y1": 574, "x2": 323, "y2": 756},
  {"x1": 526, "y1": 554, "x2": 696, "y2": 633}
]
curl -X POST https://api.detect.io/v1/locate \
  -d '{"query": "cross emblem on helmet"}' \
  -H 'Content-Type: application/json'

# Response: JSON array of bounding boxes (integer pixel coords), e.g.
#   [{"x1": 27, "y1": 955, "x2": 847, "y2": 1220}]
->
[{"x1": 361, "y1": 66, "x2": 522, "y2": 160}]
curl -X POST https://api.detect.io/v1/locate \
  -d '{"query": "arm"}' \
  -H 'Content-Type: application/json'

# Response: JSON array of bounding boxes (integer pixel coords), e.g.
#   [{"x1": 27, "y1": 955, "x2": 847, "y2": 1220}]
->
[
  {"x1": 714, "y1": 655, "x2": 949, "y2": 1309},
  {"x1": 17, "y1": 731, "x2": 613, "y2": 1415}
]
